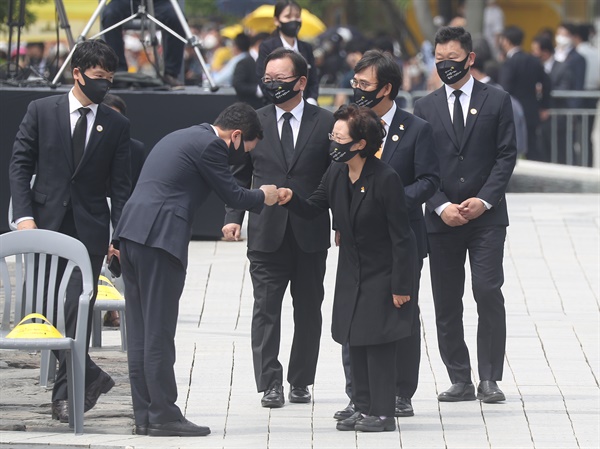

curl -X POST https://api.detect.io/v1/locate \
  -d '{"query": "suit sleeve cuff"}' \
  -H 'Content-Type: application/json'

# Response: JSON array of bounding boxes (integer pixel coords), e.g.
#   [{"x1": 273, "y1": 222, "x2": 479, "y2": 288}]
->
[
  {"x1": 478, "y1": 198, "x2": 492, "y2": 210},
  {"x1": 14, "y1": 216, "x2": 34, "y2": 225}
]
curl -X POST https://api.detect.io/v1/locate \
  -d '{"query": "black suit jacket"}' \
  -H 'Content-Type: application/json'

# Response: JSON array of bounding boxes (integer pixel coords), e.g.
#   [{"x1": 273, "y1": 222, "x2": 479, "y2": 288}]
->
[
  {"x1": 563, "y1": 48, "x2": 587, "y2": 108},
  {"x1": 286, "y1": 158, "x2": 416, "y2": 346},
  {"x1": 129, "y1": 138, "x2": 146, "y2": 191},
  {"x1": 499, "y1": 50, "x2": 551, "y2": 128},
  {"x1": 381, "y1": 107, "x2": 439, "y2": 259},
  {"x1": 225, "y1": 101, "x2": 333, "y2": 253},
  {"x1": 256, "y1": 35, "x2": 319, "y2": 103},
  {"x1": 413, "y1": 79, "x2": 517, "y2": 234},
  {"x1": 232, "y1": 54, "x2": 263, "y2": 109},
  {"x1": 9, "y1": 93, "x2": 131, "y2": 256},
  {"x1": 115, "y1": 124, "x2": 264, "y2": 268},
  {"x1": 548, "y1": 60, "x2": 573, "y2": 108}
]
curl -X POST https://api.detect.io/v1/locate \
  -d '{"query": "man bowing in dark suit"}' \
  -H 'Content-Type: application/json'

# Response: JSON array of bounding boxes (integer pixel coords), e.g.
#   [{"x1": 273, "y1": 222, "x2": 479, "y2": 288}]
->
[
  {"x1": 334, "y1": 49, "x2": 439, "y2": 421},
  {"x1": 9, "y1": 39, "x2": 131, "y2": 423},
  {"x1": 223, "y1": 48, "x2": 334, "y2": 408},
  {"x1": 115, "y1": 102, "x2": 278, "y2": 437},
  {"x1": 413, "y1": 27, "x2": 517, "y2": 403}
]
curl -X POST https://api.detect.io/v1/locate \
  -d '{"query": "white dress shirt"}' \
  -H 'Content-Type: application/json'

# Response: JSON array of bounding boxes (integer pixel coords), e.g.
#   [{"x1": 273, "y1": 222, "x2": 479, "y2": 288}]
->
[{"x1": 275, "y1": 100, "x2": 305, "y2": 147}]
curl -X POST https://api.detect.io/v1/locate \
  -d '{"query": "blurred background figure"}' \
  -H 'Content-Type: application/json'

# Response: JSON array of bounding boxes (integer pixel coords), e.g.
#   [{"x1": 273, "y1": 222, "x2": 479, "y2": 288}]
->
[
  {"x1": 25, "y1": 42, "x2": 46, "y2": 76},
  {"x1": 232, "y1": 32, "x2": 269, "y2": 109},
  {"x1": 483, "y1": 0, "x2": 504, "y2": 59},
  {"x1": 213, "y1": 32, "x2": 251, "y2": 87},
  {"x1": 334, "y1": 38, "x2": 368, "y2": 108}
]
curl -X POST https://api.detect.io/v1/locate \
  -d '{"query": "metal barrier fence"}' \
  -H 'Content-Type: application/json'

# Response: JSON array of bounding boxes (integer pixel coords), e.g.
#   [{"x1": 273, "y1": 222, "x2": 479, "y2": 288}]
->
[{"x1": 318, "y1": 88, "x2": 600, "y2": 168}]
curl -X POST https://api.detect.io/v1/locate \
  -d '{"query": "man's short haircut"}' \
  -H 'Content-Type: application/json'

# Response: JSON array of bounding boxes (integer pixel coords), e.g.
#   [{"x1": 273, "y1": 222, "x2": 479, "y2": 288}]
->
[
  {"x1": 501, "y1": 25, "x2": 525, "y2": 47},
  {"x1": 251, "y1": 32, "x2": 270, "y2": 48},
  {"x1": 354, "y1": 49, "x2": 402, "y2": 101},
  {"x1": 214, "y1": 102, "x2": 264, "y2": 141},
  {"x1": 559, "y1": 22, "x2": 578, "y2": 36},
  {"x1": 334, "y1": 104, "x2": 385, "y2": 159},
  {"x1": 434, "y1": 26, "x2": 473, "y2": 54},
  {"x1": 71, "y1": 39, "x2": 118, "y2": 73},
  {"x1": 533, "y1": 35, "x2": 555, "y2": 54},
  {"x1": 103, "y1": 94, "x2": 127, "y2": 115},
  {"x1": 234, "y1": 33, "x2": 251, "y2": 53},
  {"x1": 264, "y1": 47, "x2": 308, "y2": 78},
  {"x1": 574, "y1": 23, "x2": 593, "y2": 42}
]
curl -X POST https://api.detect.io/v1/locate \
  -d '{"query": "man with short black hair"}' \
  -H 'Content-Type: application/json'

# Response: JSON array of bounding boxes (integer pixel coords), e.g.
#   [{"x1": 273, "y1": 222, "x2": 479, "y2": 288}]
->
[{"x1": 115, "y1": 102, "x2": 279, "y2": 437}]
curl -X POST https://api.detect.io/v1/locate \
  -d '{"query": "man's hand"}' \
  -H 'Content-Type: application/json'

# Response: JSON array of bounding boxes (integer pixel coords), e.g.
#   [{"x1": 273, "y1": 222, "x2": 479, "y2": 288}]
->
[
  {"x1": 16, "y1": 219, "x2": 37, "y2": 230},
  {"x1": 222, "y1": 223, "x2": 242, "y2": 241},
  {"x1": 277, "y1": 188, "x2": 293, "y2": 205},
  {"x1": 108, "y1": 244, "x2": 120, "y2": 261},
  {"x1": 440, "y1": 204, "x2": 469, "y2": 227},
  {"x1": 457, "y1": 198, "x2": 486, "y2": 221},
  {"x1": 260, "y1": 185, "x2": 278, "y2": 206},
  {"x1": 539, "y1": 109, "x2": 550, "y2": 122},
  {"x1": 335, "y1": 230, "x2": 341, "y2": 247},
  {"x1": 393, "y1": 294, "x2": 410, "y2": 308}
]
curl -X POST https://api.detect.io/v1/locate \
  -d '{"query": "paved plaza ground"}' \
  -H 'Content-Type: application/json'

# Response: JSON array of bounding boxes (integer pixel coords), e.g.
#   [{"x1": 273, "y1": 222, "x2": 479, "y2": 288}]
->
[{"x1": 0, "y1": 193, "x2": 598, "y2": 449}]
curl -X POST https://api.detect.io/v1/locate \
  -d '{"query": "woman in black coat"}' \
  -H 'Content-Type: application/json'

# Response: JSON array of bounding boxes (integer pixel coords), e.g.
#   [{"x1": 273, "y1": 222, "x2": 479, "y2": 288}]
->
[
  {"x1": 278, "y1": 105, "x2": 417, "y2": 432},
  {"x1": 255, "y1": 0, "x2": 319, "y2": 104}
]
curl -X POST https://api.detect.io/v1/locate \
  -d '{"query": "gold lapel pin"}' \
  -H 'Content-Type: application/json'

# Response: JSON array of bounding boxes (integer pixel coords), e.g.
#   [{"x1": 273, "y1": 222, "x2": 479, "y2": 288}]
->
[
  {"x1": 392, "y1": 135, "x2": 399, "y2": 141},
  {"x1": 399, "y1": 124, "x2": 405, "y2": 131},
  {"x1": 360, "y1": 186, "x2": 365, "y2": 193},
  {"x1": 470, "y1": 108, "x2": 477, "y2": 115},
  {"x1": 96, "y1": 125, "x2": 103, "y2": 132}
]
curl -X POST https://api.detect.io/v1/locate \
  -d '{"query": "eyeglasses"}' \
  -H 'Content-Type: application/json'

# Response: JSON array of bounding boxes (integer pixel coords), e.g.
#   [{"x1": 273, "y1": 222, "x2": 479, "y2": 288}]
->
[
  {"x1": 261, "y1": 75, "x2": 297, "y2": 84},
  {"x1": 328, "y1": 132, "x2": 352, "y2": 143},
  {"x1": 350, "y1": 78, "x2": 378, "y2": 90}
]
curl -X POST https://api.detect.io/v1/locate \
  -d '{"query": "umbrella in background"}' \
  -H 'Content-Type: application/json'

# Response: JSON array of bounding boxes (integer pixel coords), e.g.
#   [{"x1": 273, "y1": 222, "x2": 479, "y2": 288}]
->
[
  {"x1": 242, "y1": 4, "x2": 326, "y2": 40},
  {"x1": 220, "y1": 24, "x2": 245, "y2": 40}
]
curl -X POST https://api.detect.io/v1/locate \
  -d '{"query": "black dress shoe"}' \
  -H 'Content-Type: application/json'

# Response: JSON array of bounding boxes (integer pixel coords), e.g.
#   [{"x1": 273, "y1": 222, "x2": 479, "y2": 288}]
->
[
  {"x1": 336, "y1": 411, "x2": 363, "y2": 431},
  {"x1": 51, "y1": 400, "x2": 69, "y2": 423},
  {"x1": 85, "y1": 371, "x2": 115, "y2": 412},
  {"x1": 261, "y1": 382, "x2": 284, "y2": 408},
  {"x1": 148, "y1": 418, "x2": 210, "y2": 437},
  {"x1": 477, "y1": 380, "x2": 505, "y2": 403},
  {"x1": 289, "y1": 385, "x2": 311, "y2": 403},
  {"x1": 134, "y1": 425, "x2": 148, "y2": 435},
  {"x1": 334, "y1": 401, "x2": 356, "y2": 420},
  {"x1": 395, "y1": 396, "x2": 414, "y2": 417},
  {"x1": 354, "y1": 415, "x2": 396, "y2": 432},
  {"x1": 437, "y1": 382, "x2": 476, "y2": 402}
]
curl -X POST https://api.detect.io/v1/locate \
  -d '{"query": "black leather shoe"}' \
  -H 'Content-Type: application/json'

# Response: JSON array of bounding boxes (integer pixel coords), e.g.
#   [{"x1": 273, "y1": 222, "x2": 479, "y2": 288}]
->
[
  {"x1": 134, "y1": 425, "x2": 148, "y2": 435},
  {"x1": 354, "y1": 415, "x2": 396, "y2": 432},
  {"x1": 261, "y1": 382, "x2": 285, "y2": 408},
  {"x1": 51, "y1": 399, "x2": 68, "y2": 423},
  {"x1": 148, "y1": 418, "x2": 210, "y2": 437},
  {"x1": 85, "y1": 371, "x2": 115, "y2": 412},
  {"x1": 289, "y1": 385, "x2": 311, "y2": 403},
  {"x1": 477, "y1": 380, "x2": 505, "y2": 403},
  {"x1": 437, "y1": 382, "x2": 477, "y2": 402},
  {"x1": 334, "y1": 401, "x2": 356, "y2": 420},
  {"x1": 336, "y1": 411, "x2": 363, "y2": 431},
  {"x1": 395, "y1": 396, "x2": 414, "y2": 417}
]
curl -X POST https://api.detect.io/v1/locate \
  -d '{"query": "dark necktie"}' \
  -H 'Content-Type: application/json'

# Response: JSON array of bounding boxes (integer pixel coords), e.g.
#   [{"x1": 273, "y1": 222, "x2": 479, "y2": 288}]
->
[
  {"x1": 453, "y1": 90, "x2": 464, "y2": 145},
  {"x1": 281, "y1": 112, "x2": 294, "y2": 166},
  {"x1": 72, "y1": 107, "x2": 90, "y2": 168}
]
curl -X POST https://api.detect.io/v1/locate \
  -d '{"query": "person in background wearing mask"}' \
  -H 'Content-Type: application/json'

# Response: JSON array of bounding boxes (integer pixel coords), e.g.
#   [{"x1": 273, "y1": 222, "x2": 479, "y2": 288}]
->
[
  {"x1": 498, "y1": 25, "x2": 550, "y2": 162},
  {"x1": 232, "y1": 32, "x2": 269, "y2": 109},
  {"x1": 278, "y1": 104, "x2": 416, "y2": 432},
  {"x1": 9, "y1": 39, "x2": 131, "y2": 424},
  {"x1": 333, "y1": 50, "x2": 439, "y2": 422},
  {"x1": 114, "y1": 102, "x2": 278, "y2": 437},
  {"x1": 256, "y1": 0, "x2": 319, "y2": 105},
  {"x1": 554, "y1": 23, "x2": 587, "y2": 108},
  {"x1": 413, "y1": 26, "x2": 517, "y2": 404},
  {"x1": 223, "y1": 48, "x2": 333, "y2": 408}
]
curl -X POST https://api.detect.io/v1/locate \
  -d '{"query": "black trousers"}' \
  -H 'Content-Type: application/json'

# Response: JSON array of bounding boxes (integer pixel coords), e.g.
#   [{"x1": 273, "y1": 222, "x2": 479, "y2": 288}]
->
[
  {"x1": 350, "y1": 341, "x2": 397, "y2": 417},
  {"x1": 101, "y1": 0, "x2": 184, "y2": 77},
  {"x1": 52, "y1": 210, "x2": 105, "y2": 402},
  {"x1": 248, "y1": 224, "x2": 327, "y2": 392},
  {"x1": 342, "y1": 259, "x2": 423, "y2": 400},
  {"x1": 428, "y1": 225, "x2": 507, "y2": 384},
  {"x1": 120, "y1": 239, "x2": 186, "y2": 426}
]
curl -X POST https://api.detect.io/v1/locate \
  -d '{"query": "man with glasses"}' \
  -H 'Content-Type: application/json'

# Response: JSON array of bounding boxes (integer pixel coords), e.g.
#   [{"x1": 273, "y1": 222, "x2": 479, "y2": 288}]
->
[
  {"x1": 223, "y1": 48, "x2": 334, "y2": 408},
  {"x1": 334, "y1": 49, "x2": 440, "y2": 421}
]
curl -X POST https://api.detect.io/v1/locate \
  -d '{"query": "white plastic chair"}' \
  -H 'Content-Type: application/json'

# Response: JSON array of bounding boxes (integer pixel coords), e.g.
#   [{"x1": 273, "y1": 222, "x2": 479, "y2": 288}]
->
[{"x1": 0, "y1": 229, "x2": 94, "y2": 434}]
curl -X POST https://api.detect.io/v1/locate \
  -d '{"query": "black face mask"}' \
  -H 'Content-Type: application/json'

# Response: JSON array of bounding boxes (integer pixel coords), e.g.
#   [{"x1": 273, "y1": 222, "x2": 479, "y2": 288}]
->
[
  {"x1": 228, "y1": 134, "x2": 248, "y2": 165},
  {"x1": 352, "y1": 85, "x2": 385, "y2": 108},
  {"x1": 436, "y1": 54, "x2": 470, "y2": 85},
  {"x1": 279, "y1": 20, "x2": 301, "y2": 38},
  {"x1": 263, "y1": 77, "x2": 301, "y2": 105},
  {"x1": 77, "y1": 71, "x2": 112, "y2": 104},
  {"x1": 329, "y1": 140, "x2": 358, "y2": 163}
]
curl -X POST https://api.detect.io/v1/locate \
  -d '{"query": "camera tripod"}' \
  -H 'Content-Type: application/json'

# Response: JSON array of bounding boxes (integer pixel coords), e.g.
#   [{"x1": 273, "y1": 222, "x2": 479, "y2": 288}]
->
[{"x1": 51, "y1": 0, "x2": 218, "y2": 91}]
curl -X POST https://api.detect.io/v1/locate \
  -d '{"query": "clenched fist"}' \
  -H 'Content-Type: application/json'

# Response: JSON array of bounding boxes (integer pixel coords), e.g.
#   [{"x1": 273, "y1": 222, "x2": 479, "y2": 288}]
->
[{"x1": 260, "y1": 185, "x2": 278, "y2": 206}]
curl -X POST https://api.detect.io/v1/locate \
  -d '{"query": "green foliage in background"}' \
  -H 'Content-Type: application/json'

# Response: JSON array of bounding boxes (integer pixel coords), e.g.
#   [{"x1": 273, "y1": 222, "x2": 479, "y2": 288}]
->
[{"x1": 0, "y1": 0, "x2": 50, "y2": 31}]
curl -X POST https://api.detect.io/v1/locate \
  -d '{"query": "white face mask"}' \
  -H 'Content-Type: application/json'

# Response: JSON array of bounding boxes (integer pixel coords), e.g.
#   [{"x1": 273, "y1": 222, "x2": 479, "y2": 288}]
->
[
  {"x1": 202, "y1": 34, "x2": 219, "y2": 50},
  {"x1": 555, "y1": 35, "x2": 572, "y2": 48}
]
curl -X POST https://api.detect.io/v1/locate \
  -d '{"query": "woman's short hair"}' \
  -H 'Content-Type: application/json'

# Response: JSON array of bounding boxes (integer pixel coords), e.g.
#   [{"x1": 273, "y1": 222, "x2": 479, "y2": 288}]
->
[{"x1": 333, "y1": 104, "x2": 385, "y2": 159}]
